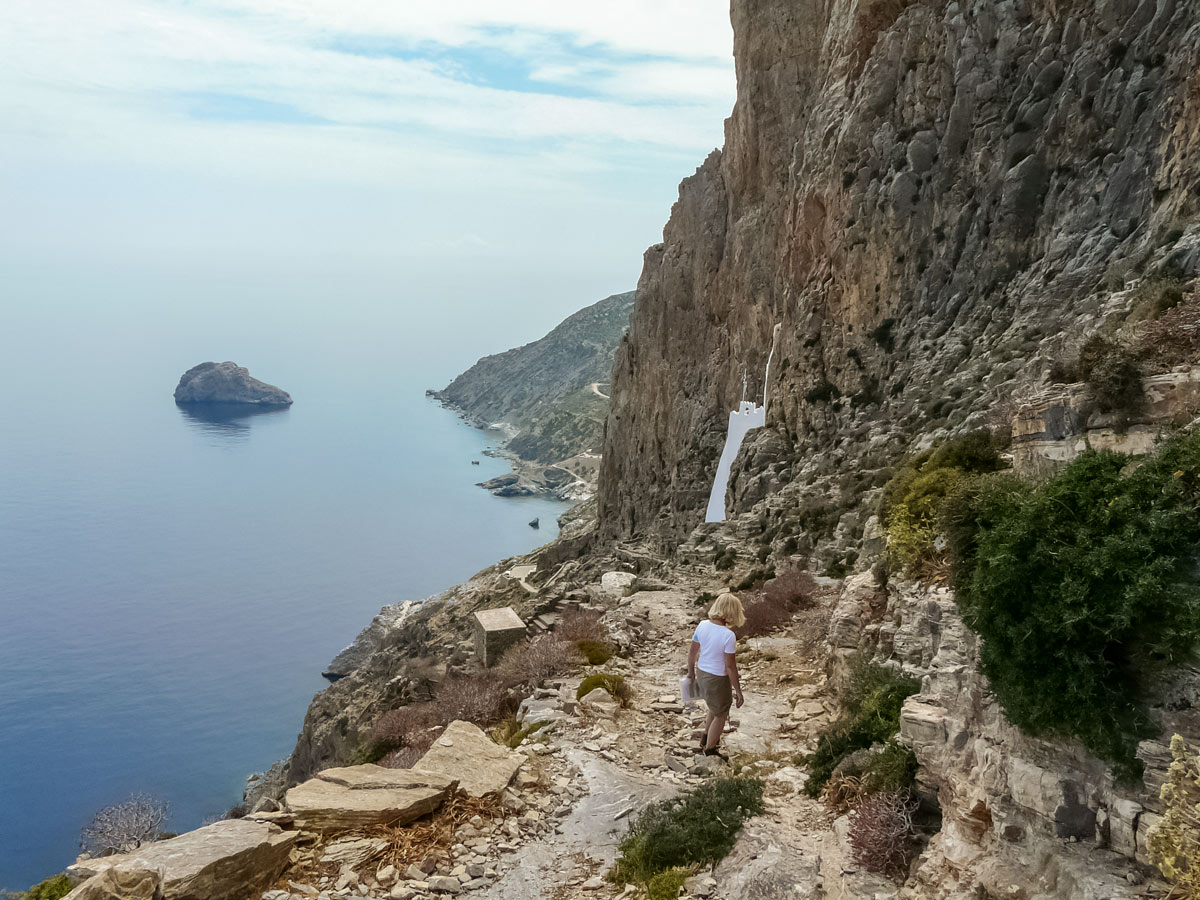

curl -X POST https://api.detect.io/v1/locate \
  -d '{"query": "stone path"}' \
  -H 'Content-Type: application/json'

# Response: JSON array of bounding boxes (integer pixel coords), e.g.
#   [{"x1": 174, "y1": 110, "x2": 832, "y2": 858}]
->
[{"x1": 247, "y1": 579, "x2": 893, "y2": 900}]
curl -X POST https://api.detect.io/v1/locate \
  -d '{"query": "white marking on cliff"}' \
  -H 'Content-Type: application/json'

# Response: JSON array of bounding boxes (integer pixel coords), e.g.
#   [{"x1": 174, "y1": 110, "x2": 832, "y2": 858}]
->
[{"x1": 705, "y1": 324, "x2": 781, "y2": 523}]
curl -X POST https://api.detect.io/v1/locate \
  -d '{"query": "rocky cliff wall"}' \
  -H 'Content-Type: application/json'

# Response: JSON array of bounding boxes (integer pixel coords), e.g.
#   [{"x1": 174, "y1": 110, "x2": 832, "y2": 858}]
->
[
  {"x1": 599, "y1": 0, "x2": 1200, "y2": 547},
  {"x1": 828, "y1": 572, "x2": 1200, "y2": 899}
]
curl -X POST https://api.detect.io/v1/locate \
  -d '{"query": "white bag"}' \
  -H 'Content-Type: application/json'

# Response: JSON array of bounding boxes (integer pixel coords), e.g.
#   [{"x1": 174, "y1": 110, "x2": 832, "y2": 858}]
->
[{"x1": 680, "y1": 675, "x2": 696, "y2": 706}]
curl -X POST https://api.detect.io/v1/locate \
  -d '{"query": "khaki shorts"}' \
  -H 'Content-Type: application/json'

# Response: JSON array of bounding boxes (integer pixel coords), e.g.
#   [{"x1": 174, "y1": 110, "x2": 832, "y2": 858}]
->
[{"x1": 697, "y1": 669, "x2": 733, "y2": 717}]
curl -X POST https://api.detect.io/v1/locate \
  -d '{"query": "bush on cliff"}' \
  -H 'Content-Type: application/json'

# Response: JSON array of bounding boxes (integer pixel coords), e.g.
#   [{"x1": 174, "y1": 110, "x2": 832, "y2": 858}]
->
[
  {"x1": 879, "y1": 430, "x2": 1005, "y2": 576},
  {"x1": 949, "y1": 431, "x2": 1200, "y2": 777},
  {"x1": 6, "y1": 875, "x2": 73, "y2": 900},
  {"x1": 609, "y1": 776, "x2": 765, "y2": 887},
  {"x1": 803, "y1": 659, "x2": 920, "y2": 797}
]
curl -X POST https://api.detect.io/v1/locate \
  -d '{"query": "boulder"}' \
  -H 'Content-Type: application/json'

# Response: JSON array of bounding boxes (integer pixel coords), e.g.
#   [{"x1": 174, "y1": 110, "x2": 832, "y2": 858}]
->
[
  {"x1": 600, "y1": 571, "x2": 636, "y2": 596},
  {"x1": 66, "y1": 819, "x2": 296, "y2": 900},
  {"x1": 285, "y1": 765, "x2": 455, "y2": 832},
  {"x1": 63, "y1": 866, "x2": 162, "y2": 900},
  {"x1": 173, "y1": 361, "x2": 292, "y2": 406},
  {"x1": 413, "y1": 720, "x2": 524, "y2": 798}
]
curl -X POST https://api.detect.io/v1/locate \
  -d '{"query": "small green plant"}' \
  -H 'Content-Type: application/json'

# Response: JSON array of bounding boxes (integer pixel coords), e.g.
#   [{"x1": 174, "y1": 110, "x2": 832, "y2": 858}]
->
[
  {"x1": 577, "y1": 673, "x2": 632, "y2": 707},
  {"x1": 609, "y1": 777, "x2": 765, "y2": 887},
  {"x1": 713, "y1": 548, "x2": 737, "y2": 571},
  {"x1": 879, "y1": 431, "x2": 1004, "y2": 575},
  {"x1": 862, "y1": 741, "x2": 919, "y2": 795},
  {"x1": 805, "y1": 379, "x2": 840, "y2": 404},
  {"x1": 646, "y1": 868, "x2": 689, "y2": 900},
  {"x1": 11, "y1": 875, "x2": 73, "y2": 900},
  {"x1": 1148, "y1": 734, "x2": 1200, "y2": 897},
  {"x1": 576, "y1": 640, "x2": 614, "y2": 665},
  {"x1": 803, "y1": 660, "x2": 920, "y2": 797},
  {"x1": 870, "y1": 319, "x2": 897, "y2": 353},
  {"x1": 1076, "y1": 334, "x2": 1145, "y2": 423},
  {"x1": 950, "y1": 432, "x2": 1200, "y2": 777},
  {"x1": 695, "y1": 591, "x2": 717, "y2": 607},
  {"x1": 491, "y1": 717, "x2": 553, "y2": 749}
]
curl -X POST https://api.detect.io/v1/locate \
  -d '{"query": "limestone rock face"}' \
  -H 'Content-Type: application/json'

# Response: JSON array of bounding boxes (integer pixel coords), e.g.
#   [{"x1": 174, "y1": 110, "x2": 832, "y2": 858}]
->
[
  {"x1": 827, "y1": 577, "x2": 1195, "y2": 899},
  {"x1": 412, "y1": 720, "x2": 525, "y2": 799},
  {"x1": 598, "y1": 0, "x2": 1200, "y2": 547},
  {"x1": 284, "y1": 764, "x2": 455, "y2": 832},
  {"x1": 174, "y1": 361, "x2": 292, "y2": 406},
  {"x1": 66, "y1": 819, "x2": 296, "y2": 900}
]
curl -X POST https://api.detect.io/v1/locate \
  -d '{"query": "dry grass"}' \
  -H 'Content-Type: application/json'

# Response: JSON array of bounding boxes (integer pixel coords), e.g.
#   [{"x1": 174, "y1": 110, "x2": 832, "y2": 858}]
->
[
  {"x1": 368, "y1": 791, "x2": 504, "y2": 870},
  {"x1": 555, "y1": 608, "x2": 608, "y2": 644},
  {"x1": 737, "y1": 565, "x2": 816, "y2": 638}
]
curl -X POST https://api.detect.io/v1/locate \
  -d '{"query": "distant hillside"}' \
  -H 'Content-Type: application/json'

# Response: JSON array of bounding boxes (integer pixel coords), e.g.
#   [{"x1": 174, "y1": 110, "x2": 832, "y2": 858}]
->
[{"x1": 433, "y1": 291, "x2": 634, "y2": 466}]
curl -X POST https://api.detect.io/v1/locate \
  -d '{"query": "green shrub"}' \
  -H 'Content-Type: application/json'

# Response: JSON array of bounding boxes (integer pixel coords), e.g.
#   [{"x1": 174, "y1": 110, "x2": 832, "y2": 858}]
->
[
  {"x1": 806, "y1": 380, "x2": 840, "y2": 404},
  {"x1": 577, "y1": 673, "x2": 632, "y2": 707},
  {"x1": 491, "y1": 717, "x2": 553, "y2": 749},
  {"x1": 647, "y1": 868, "x2": 689, "y2": 900},
  {"x1": 610, "y1": 777, "x2": 765, "y2": 886},
  {"x1": 12, "y1": 876, "x2": 72, "y2": 900},
  {"x1": 950, "y1": 432, "x2": 1200, "y2": 777},
  {"x1": 870, "y1": 319, "x2": 897, "y2": 353},
  {"x1": 1076, "y1": 334, "x2": 1145, "y2": 423},
  {"x1": 576, "y1": 640, "x2": 614, "y2": 665},
  {"x1": 714, "y1": 548, "x2": 737, "y2": 571},
  {"x1": 803, "y1": 661, "x2": 920, "y2": 797},
  {"x1": 862, "y1": 741, "x2": 919, "y2": 795},
  {"x1": 879, "y1": 431, "x2": 1003, "y2": 574}
]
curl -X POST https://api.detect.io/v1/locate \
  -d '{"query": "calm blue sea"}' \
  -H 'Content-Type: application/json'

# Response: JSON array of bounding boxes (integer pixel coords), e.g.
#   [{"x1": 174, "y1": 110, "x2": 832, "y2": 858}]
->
[{"x1": 0, "y1": 267, "x2": 570, "y2": 889}]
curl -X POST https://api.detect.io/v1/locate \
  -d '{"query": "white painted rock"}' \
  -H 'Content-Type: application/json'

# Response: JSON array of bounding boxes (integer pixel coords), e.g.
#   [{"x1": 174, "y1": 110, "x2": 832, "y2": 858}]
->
[
  {"x1": 413, "y1": 720, "x2": 525, "y2": 798},
  {"x1": 285, "y1": 764, "x2": 455, "y2": 832}
]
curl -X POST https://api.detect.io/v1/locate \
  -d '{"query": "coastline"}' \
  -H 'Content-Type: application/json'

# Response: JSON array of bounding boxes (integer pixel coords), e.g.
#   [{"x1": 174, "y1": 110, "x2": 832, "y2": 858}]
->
[{"x1": 426, "y1": 392, "x2": 597, "y2": 503}]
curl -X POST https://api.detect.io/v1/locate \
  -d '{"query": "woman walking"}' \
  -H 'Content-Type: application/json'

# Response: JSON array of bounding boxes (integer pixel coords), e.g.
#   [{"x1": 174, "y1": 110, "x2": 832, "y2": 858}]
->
[{"x1": 687, "y1": 592, "x2": 745, "y2": 756}]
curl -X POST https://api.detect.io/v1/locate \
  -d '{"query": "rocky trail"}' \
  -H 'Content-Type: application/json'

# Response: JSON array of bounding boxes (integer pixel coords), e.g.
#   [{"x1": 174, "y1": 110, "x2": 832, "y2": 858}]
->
[{"x1": 203, "y1": 580, "x2": 895, "y2": 900}]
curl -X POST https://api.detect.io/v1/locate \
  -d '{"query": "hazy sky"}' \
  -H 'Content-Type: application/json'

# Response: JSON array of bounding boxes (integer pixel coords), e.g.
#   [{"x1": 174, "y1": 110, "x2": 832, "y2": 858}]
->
[{"x1": 1, "y1": 2, "x2": 736, "y2": 353}]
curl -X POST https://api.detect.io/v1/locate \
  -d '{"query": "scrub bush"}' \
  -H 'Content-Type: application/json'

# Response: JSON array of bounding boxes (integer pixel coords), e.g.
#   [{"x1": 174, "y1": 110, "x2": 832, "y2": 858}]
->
[
  {"x1": 80, "y1": 794, "x2": 168, "y2": 856},
  {"x1": 848, "y1": 790, "x2": 918, "y2": 879},
  {"x1": 950, "y1": 432, "x2": 1200, "y2": 776},
  {"x1": 576, "y1": 640, "x2": 614, "y2": 665},
  {"x1": 556, "y1": 608, "x2": 607, "y2": 644},
  {"x1": 609, "y1": 777, "x2": 765, "y2": 886},
  {"x1": 9, "y1": 875, "x2": 73, "y2": 900},
  {"x1": 495, "y1": 634, "x2": 582, "y2": 690},
  {"x1": 491, "y1": 717, "x2": 553, "y2": 749},
  {"x1": 577, "y1": 673, "x2": 632, "y2": 707},
  {"x1": 1148, "y1": 734, "x2": 1200, "y2": 897},
  {"x1": 1076, "y1": 334, "x2": 1145, "y2": 422},
  {"x1": 646, "y1": 868, "x2": 689, "y2": 900},
  {"x1": 879, "y1": 431, "x2": 1004, "y2": 575},
  {"x1": 803, "y1": 661, "x2": 920, "y2": 797}
]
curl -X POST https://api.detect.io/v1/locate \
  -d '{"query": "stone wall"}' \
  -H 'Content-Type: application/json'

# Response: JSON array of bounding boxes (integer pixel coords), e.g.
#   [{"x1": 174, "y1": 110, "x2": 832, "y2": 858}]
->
[{"x1": 829, "y1": 572, "x2": 1200, "y2": 899}]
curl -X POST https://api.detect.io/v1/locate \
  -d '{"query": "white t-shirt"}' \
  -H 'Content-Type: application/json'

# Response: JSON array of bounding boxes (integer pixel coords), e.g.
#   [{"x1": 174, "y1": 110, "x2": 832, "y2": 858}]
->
[{"x1": 692, "y1": 619, "x2": 737, "y2": 676}]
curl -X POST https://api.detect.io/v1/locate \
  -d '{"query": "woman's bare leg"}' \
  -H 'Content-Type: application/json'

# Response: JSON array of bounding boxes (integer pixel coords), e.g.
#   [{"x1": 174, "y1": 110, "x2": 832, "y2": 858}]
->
[
  {"x1": 706, "y1": 714, "x2": 728, "y2": 752},
  {"x1": 701, "y1": 708, "x2": 714, "y2": 749}
]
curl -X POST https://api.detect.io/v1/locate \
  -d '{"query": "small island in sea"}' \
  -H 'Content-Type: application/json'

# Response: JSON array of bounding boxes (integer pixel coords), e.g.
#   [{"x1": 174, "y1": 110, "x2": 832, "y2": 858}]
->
[{"x1": 174, "y1": 361, "x2": 292, "y2": 407}]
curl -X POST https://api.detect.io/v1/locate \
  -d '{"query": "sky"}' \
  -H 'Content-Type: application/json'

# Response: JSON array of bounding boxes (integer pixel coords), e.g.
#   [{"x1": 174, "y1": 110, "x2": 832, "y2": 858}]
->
[{"x1": 0, "y1": 1, "x2": 736, "y2": 358}]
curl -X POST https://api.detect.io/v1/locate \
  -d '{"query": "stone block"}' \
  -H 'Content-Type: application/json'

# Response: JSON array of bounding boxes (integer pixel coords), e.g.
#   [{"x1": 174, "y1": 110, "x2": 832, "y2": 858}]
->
[{"x1": 472, "y1": 607, "x2": 526, "y2": 667}]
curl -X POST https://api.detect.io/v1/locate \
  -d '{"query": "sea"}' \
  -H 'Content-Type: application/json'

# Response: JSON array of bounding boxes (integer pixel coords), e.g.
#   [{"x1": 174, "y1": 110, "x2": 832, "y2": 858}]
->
[{"x1": 0, "y1": 266, "x2": 571, "y2": 889}]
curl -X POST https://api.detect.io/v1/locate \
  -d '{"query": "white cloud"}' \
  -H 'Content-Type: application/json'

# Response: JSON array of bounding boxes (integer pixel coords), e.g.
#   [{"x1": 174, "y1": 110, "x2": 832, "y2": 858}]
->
[{"x1": 0, "y1": 1, "x2": 735, "y2": 329}]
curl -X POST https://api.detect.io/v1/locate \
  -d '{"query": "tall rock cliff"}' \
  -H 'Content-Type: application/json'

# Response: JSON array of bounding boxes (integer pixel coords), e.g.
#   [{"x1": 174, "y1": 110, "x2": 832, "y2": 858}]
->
[{"x1": 599, "y1": 0, "x2": 1200, "y2": 547}]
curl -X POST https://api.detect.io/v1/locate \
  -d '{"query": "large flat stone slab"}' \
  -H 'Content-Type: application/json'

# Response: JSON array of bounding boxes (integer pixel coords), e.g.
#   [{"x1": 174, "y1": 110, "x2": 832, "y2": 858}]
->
[
  {"x1": 67, "y1": 819, "x2": 296, "y2": 900},
  {"x1": 285, "y1": 764, "x2": 455, "y2": 832},
  {"x1": 413, "y1": 720, "x2": 524, "y2": 798}
]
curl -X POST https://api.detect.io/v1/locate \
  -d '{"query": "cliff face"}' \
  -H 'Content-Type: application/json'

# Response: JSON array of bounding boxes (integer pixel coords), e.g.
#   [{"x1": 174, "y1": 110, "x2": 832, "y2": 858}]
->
[
  {"x1": 435, "y1": 291, "x2": 634, "y2": 465},
  {"x1": 599, "y1": 0, "x2": 1200, "y2": 546}
]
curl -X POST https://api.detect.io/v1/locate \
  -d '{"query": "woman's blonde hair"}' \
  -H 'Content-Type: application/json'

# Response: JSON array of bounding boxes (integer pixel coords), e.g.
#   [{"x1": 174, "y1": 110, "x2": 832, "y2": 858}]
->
[{"x1": 709, "y1": 592, "x2": 745, "y2": 628}]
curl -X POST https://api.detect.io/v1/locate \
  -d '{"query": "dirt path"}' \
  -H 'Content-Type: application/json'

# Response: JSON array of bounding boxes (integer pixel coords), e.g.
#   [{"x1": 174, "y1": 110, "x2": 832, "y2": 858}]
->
[{"x1": 467, "y1": 583, "x2": 891, "y2": 900}]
